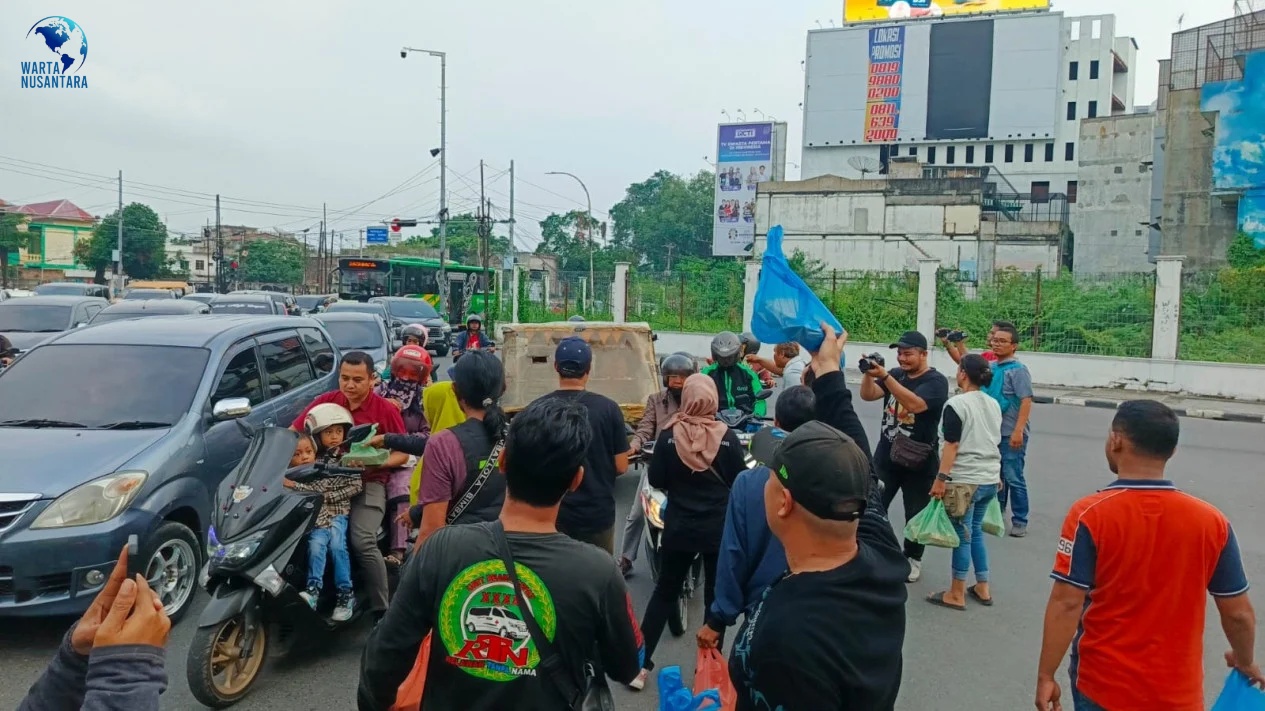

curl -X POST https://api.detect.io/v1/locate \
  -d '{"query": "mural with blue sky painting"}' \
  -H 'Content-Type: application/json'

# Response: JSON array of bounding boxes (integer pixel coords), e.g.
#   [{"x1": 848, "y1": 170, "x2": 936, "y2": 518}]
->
[{"x1": 1201, "y1": 51, "x2": 1265, "y2": 249}]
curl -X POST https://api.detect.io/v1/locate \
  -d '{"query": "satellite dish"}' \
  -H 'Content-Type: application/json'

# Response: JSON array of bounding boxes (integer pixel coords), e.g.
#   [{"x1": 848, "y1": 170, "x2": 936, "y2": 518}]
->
[{"x1": 848, "y1": 156, "x2": 882, "y2": 179}]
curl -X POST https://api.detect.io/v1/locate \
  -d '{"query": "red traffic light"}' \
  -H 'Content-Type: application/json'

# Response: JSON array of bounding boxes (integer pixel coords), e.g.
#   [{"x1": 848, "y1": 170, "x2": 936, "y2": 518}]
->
[{"x1": 390, "y1": 218, "x2": 417, "y2": 232}]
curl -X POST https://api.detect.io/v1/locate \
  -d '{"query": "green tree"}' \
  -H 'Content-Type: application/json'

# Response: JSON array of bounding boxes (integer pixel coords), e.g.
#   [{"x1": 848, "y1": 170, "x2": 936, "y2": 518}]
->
[
  {"x1": 608, "y1": 170, "x2": 715, "y2": 271},
  {"x1": 74, "y1": 203, "x2": 168, "y2": 282},
  {"x1": 240, "y1": 239, "x2": 304, "y2": 285},
  {"x1": 0, "y1": 212, "x2": 30, "y2": 289},
  {"x1": 1227, "y1": 231, "x2": 1265, "y2": 270},
  {"x1": 535, "y1": 211, "x2": 635, "y2": 273}
]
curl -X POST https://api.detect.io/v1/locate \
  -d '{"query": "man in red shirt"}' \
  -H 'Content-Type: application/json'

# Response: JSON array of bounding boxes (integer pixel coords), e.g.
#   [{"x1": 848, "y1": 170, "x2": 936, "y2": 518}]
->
[
  {"x1": 1036, "y1": 400, "x2": 1261, "y2": 711},
  {"x1": 293, "y1": 351, "x2": 408, "y2": 620}
]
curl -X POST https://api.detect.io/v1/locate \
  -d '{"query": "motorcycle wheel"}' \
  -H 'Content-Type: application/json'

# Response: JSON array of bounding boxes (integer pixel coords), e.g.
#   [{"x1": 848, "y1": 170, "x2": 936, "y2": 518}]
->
[
  {"x1": 668, "y1": 591, "x2": 688, "y2": 637},
  {"x1": 186, "y1": 613, "x2": 269, "y2": 708}
]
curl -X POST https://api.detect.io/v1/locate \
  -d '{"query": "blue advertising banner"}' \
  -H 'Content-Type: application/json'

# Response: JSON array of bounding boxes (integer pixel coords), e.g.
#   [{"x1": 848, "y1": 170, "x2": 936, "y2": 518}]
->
[
  {"x1": 366, "y1": 226, "x2": 389, "y2": 244},
  {"x1": 864, "y1": 26, "x2": 905, "y2": 143},
  {"x1": 714, "y1": 122, "x2": 773, "y2": 256}
]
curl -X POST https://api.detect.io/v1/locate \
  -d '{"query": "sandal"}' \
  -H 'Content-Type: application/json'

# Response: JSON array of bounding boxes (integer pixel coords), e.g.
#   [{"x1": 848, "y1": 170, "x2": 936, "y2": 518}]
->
[
  {"x1": 926, "y1": 591, "x2": 966, "y2": 611},
  {"x1": 968, "y1": 585, "x2": 994, "y2": 606}
]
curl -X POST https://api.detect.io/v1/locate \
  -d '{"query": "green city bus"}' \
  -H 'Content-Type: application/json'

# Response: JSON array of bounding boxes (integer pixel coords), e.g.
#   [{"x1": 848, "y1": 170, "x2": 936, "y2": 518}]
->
[{"x1": 336, "y1": 256, "x2": 499, "y2": 325}]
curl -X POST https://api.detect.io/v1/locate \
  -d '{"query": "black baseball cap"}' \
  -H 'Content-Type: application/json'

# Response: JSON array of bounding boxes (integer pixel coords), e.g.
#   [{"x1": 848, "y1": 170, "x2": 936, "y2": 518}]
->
[
  {"x1": 555, "y1": 336, "x2": 593, "y2": 374},
  {"x1": 768, "y1": 421, "x2": 870, "y2": 522},
  {"x1": 890, "y1": 330, "x2": 928, "y2": 350}
]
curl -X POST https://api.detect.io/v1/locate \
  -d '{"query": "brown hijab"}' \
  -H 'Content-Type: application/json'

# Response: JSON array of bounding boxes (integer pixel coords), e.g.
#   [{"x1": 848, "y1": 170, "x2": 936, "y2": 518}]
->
[{"x1": 664, "y1": 373, "x2": 728, "y2": 473}]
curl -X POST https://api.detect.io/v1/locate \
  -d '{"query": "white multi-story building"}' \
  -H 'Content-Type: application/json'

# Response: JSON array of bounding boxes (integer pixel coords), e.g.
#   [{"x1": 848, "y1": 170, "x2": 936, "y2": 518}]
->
[{"x1": 800, "y1": 11, "x2": 1137, "y2": 210}]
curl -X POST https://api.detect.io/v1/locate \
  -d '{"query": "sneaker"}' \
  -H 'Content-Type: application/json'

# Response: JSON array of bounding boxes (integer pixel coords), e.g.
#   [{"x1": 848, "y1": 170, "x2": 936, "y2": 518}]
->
[
  {"x1": 299, "y1": 584, "x2": 320, "y2": 610},
  {"x1": 332, "y1": 590, "x2": 355, "y2": 622},
  {"x1": 627, "y1": 668, "x2": 649, "y2": 691},
  {"x1": 1009, "y1": 524, "x2": 1028, "y2": 538},
  {"x1": 906, "y1": 557, "x2": 922, "y2": 583}
]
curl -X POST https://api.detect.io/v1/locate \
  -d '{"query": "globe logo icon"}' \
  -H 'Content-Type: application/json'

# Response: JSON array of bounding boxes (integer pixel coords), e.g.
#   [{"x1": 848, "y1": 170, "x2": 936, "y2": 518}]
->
[{"x1": 26, "y1": 16, "x2": 88, "y2": 74}]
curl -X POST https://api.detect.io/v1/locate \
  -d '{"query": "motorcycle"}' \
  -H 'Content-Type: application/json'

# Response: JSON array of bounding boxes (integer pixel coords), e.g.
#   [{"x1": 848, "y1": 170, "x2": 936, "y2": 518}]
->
[{"x1": 186, "y1": 424, "x2": 382, "y2": 708}]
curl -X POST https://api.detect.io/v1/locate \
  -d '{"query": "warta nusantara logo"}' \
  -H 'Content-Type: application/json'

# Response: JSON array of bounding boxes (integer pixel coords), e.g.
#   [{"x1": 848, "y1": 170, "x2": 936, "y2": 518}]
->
[{"x1": 22, "y1": 16, "x2": 89, "y2": 89}]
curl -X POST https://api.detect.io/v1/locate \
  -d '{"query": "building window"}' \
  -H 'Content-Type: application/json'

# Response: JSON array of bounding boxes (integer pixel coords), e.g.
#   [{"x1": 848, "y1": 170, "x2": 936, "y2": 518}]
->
[
  {"x1": 1110, "y1": 229, "x2": 1118, "y2": 236},
  {"x1": 195, "y1": 259, "x2": 205, "y2": 271},
  {"x1": 1114, "y1": 165, "x2": 1124, "y2": 174},
  {"x1": 985, "y1": 144, "x2": 995, "y2": 162},
  {"x1": 1044, "y1": 143, "x2": 1055, "y2": 162},
  {"x1": 927, "y1": 146, "x2": 937, "y2": 164},
  {"x1": 1071, "y1": 21, "x2": 1081, "y2": 41},
  {"x1": 1091, "y1": 19, "x2": 1102, "y2": 39},
  {"x1": 1090, "y1": 60, "x2": 1100, "y2": 79},
  {"x1": 1088, "y1": 101, "x2": 1098, "y2": 118},
  {"x1": 1065, "y1": 142, "x2": 1076, "y2": 161},
  {"x1": 909, "y1": 146, "x2": 918, "y2": 156},
  {"x1": 1067, "y1": 180, "x2": 1078, "y2": 204},
  {"x1": 1135, "y1": 229, "x2": 1143, "y2": 236},
  {"x1": 1031, "y1": 181, "x2": 1051, "y2": 203},
  {"x1": 1067, "y1": 102, "x2": 1077, "y2": 120},
  {"x1": 26, "y1": 229, "x2": 41, "y2": 257},
  {"x1": 1024, "y1": 144, "x2": 1034, "y2": 163},
  {"x1": 1069, "y1": 61, "x2": 1079, "y2": 80},
  {"x1": 1004, "y1": 144, "x2": 1014, "y2": 163},
  {"x1": 946, "y1": 146, "x2": 956, "y2": 164},
  {"x1": 966, "y1": 145, "x2": 976, "y2": 164}
]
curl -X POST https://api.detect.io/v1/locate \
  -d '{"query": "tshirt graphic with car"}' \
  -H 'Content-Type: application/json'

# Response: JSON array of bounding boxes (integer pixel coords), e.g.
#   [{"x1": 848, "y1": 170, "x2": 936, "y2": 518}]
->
[{"x1": 438, "y1": 559, "x2": 557, "y2": 682}]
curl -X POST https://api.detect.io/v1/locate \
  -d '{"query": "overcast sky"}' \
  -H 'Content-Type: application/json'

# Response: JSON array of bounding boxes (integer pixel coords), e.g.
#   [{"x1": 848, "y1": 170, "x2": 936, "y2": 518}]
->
[{"x1": 0, "y1": 0, "x2": 1233, "y2": 251}]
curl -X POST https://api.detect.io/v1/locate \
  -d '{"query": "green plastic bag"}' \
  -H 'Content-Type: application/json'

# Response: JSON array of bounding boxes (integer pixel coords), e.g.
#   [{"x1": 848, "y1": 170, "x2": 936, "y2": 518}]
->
[
  {"x1": 341, "y1": 424, "x2": 391, "y2": 467},
  {"x1": 903, "y1": 500, "x2": 961, "y2": 549},
  {"x1": 982, "y1": 497, "x2": 1006, "y2": 538}
]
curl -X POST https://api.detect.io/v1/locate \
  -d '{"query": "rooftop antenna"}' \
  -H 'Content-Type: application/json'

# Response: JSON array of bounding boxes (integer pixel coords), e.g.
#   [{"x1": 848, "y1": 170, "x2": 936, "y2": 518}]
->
[
  {"x1": 1177, "y1": 13, "x2": 1185, "y2": 30},
  {"x1": 736, "y1": 109, "x2": 747, "y2": 121},
  {"x1": 815, "y1": 20, "x2": 824, "y2": 28},
  {"x1": 848, "y1": 155, "x2": 881, "y2": 179},
  {"x1": 721, "y1": 109, "x2": 731, "y2": 121}
]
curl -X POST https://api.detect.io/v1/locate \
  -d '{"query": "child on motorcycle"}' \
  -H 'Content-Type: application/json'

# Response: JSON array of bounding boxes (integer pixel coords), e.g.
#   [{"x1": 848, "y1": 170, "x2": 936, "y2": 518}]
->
[
  {"x1": 374, "y1": 346, "x2": 430, "y2": 568},
  {"x1": 283, "y1": 403, "x2": 362, "y2": 621}
]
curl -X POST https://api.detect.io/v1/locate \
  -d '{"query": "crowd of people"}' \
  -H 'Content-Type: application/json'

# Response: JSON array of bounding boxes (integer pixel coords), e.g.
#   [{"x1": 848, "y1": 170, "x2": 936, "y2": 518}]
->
[{"x1": 15, "y1": 318, "x2": 1265, "y2": 711}]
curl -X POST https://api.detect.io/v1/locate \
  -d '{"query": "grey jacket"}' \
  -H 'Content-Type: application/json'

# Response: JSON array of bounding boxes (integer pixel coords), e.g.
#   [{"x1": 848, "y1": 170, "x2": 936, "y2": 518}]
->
[
  {"x1": 631, "y1": 389, "x2": 680, "y2": 452},
  {"x1": 18, "y1": 626, "x2": 166, "y2": 711}
]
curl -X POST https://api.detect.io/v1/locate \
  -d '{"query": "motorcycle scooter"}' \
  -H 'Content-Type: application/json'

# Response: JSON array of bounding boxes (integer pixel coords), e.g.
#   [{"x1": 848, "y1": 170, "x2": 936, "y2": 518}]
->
[{"x1": 186, "y1": 424, "x2": 379, "y2": 708}]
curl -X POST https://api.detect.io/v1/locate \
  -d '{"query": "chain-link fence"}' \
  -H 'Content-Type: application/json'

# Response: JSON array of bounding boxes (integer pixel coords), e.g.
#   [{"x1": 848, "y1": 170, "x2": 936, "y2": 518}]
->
[
  {"x1": 804, "y1": 270, "x2": 919, "y2": 344},
  {"x1": 1179, "y1": 269, "x2": 1265, "y2": 364},
  {"x1": 628, "y1": 269, "x2": 744, "y2": 334},
  {"x1": 937, "y1": 270, "x2": 1156, "y2": 358},
  {"x1": 514, "y1": 270, "x2": 616, "y2": 324}
]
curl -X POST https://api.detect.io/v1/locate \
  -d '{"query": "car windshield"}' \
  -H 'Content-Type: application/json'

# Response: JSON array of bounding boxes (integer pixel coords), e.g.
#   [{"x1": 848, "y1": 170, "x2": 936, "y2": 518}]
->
[
  {"x1": 210, "y1": 301, "x2": 272, "y2": 314},
  {"x1": 328, "y1": 303, "x2": 381, "y2": 316},
  {"x1": 0, "y1": 344, "x2": 209, "y2": 428},
  {"x1": 183, "y1": 294, "x2": 215, "y2": 303},
  {"x1": 321, "y1": 320, "x2": 384, "y2": 350},
  {"x1": 383, "y1": 300, "x2": 439, "y2": 320},
  {"x1": 295, "y1": 296, "x2": 327, "y2": 309},
  {"x1": 33, "y1": 284, "x2": 87, "y2": 296},
  {"x1": 0, "y1": 305, "x2": 72, "y2": 332},
  {"x1": 123, "y1": 290, "x2": 170, "y2": 300}
]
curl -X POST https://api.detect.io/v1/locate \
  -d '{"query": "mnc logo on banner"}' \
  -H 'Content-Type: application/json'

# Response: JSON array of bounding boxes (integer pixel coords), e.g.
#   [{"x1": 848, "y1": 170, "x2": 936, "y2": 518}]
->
[
  {"x1": 713, "y1": 122, "x2": 773, "y2": 257},
  {"x1": 21, "y1": 16, "x2": 89, "y2": 89}
]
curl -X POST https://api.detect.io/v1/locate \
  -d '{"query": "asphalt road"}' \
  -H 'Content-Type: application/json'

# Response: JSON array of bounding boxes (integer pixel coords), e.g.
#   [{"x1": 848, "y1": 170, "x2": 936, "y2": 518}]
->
[{"x1": 1, "y1": 395, "x2": 1263, "y2": 710}]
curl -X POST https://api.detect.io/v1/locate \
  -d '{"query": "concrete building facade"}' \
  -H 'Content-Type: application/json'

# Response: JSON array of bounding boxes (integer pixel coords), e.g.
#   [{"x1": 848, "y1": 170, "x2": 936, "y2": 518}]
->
[
  {"x1": 1070, "y1": 113, "x2": 1156, "y2": 274},
  {"x1": 752, "y1": 174, "x2": 1065, "y2": 278}
]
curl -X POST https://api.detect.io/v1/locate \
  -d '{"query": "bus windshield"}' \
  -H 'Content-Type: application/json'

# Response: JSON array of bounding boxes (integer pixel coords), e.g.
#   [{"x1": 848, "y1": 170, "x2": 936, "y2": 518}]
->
[{"x1": 339, "y1": 268, "x2": 389, "y2": 299}]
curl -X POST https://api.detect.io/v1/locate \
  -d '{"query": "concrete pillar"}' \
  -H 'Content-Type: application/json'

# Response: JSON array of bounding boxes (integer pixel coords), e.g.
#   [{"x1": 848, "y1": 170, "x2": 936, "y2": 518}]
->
[
  {"x1": 1151, "y1": 256, "x2": 1184, "y2": 360},
  {"x1": 511, "y1": 265, "x2": 521, "y2": 324},
  {"x1": 916, "y1": 258, "x2": 940, "y2": 342},
  {"x1": 613, "y1": 262, "x2": 629, "y2": 323},
  {"x1": 742, "y1": 260, "x2": 761, "y2": 332}
]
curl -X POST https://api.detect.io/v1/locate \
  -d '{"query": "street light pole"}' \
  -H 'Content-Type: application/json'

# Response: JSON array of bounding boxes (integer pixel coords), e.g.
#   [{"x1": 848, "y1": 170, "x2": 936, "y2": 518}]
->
[
  {"x1": 401, "y1": 46, "x2": 448, "y2": 315},
  {"x1": 545, "y1": 171, "x2": 593, "y2": 310}
]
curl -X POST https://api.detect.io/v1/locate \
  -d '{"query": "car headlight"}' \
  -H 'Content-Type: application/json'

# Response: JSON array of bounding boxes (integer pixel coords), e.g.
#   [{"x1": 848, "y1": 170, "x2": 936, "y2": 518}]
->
[
  {"x1": 442, "y1": 324, "x2": 452, "y2": 332},
  {"x1": 30, "y1": 471, "x2": 148, "y2": 529},
  {"x1": 208, "y1": 530, "x2": 267, "y2": 565}
]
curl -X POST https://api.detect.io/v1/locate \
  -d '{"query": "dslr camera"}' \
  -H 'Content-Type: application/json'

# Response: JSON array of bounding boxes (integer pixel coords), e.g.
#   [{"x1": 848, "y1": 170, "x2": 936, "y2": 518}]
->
[
  {"x1": 935, "y1": 328, "x2": 968, "y2": 343},
  {"x1": 858, "y1": 352, "x2": 886, "y2": 373}
]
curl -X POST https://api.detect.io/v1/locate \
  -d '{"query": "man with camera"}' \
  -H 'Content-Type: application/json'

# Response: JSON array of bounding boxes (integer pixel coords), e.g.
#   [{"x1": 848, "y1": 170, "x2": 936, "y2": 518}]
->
[{"x1": 859, "y1": 330, "x2": 950, "y2": 584}]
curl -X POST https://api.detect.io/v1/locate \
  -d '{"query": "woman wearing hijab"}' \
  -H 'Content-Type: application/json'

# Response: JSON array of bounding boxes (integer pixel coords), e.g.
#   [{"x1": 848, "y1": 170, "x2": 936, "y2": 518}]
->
[{"x1": 629, "y1": 374, "x2": 748, "y2": 691}]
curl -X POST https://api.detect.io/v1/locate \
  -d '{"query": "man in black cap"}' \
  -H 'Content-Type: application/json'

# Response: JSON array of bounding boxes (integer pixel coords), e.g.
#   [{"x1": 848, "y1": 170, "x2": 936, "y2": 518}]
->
[
  {"x1": 535, "y1": 336, "x2": 630, "y2": 554},
  {"x1": 729, "y1": 421, "x2": 907, "y2": 711},
  {"x1": 859, "y1": 329, "x2": 949, "y2": 584}
]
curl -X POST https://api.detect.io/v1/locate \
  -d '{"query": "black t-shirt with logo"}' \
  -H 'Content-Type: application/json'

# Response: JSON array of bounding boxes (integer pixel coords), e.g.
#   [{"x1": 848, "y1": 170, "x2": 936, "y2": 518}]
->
[
  {"x1": 878, "y1": 367, "x2": 949, "y2": 446},
  {"x1": 541, "y1": 389, "x2": 631, "y2": 535},
  {"x1": 358, "y1": 523, "x2": 644, "y2": 710}
]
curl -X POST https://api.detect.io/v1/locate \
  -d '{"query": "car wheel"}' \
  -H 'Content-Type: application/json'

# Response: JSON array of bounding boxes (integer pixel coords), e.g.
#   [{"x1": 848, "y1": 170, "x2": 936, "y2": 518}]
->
[
  {"x1": 466, "y1": 622, "x2": 476, "y2": 634},
  {"x1": 141, "y1": 521, "x2": 201, "y2": 623}
]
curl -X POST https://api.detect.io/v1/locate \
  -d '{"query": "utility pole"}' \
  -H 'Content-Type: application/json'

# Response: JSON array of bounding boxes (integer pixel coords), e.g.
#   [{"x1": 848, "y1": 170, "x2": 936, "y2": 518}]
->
[
  {"x1": 215, "y1": 194, "x2": 224, "y2": 293},
  {"x1": 116, "y1": 170, "x2": 123, "y2": 295},
  {"x1": 665, "y1": 243, "x2": 675, "y2": 273},
  {"x1": 321, "y1": 202, "x2": 327, "y2": 292},
  {"x1": 508, "y1": 160, "x2": 516, "y2": 260},
  {"x1": 477, "y1": 160, "x2": 491, "y2": 314},
  {"x1": 401, "y1": 46, "x2": 447, "y2": 313},
  {"x1": 359, "y1": 228, "x2": 364, "y2": 257}
]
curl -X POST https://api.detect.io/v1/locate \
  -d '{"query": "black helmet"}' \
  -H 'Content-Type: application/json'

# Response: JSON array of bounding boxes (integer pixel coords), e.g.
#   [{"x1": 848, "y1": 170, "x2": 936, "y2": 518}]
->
[
  {"x1": 660, "y1": 352, "x2": 697, "y2": 387},
  {"x1": 739, "y1": 331, "x2": 762, "y2": 357},
  {"x1": 711, "y1": 331, "x2": 742, "y2": 368},
  {"x1": 568, "y1": 315, "x2": 586, "y2": 322}
]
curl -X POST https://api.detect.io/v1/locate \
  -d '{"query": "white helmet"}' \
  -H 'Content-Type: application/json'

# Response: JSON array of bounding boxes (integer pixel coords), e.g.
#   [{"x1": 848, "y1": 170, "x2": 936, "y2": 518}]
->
[{"x1": 304, "y1": 403, "x2": 353, "y2": 437}]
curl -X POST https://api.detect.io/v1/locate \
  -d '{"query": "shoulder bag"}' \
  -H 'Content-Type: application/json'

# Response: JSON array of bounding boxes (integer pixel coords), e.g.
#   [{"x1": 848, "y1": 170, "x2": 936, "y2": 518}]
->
[
  {"x1": 492, "y1": 522, "x2": 614, "y2": 711},
  {"x1": 446, "y1": 437, "x2": 506, "y2": 525}
]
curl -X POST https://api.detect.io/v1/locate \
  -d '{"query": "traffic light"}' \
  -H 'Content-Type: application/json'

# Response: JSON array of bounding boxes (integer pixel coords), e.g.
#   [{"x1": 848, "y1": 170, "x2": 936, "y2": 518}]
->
[
  {"x1": 391, "y1": 218, "x2": 418, "y2": 233},
  {"x1": 230, "y1": 260, "x2": 239, "y2": 272}
]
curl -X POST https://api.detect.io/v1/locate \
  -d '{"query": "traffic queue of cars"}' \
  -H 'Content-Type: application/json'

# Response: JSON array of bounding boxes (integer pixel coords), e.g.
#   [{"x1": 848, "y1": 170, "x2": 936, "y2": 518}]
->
[{"x1": 0, "y1": 285, "x2": 451, "y2": 621}]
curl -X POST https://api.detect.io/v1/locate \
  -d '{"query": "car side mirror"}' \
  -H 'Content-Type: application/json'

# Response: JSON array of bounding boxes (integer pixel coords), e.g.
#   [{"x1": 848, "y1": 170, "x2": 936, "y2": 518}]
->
[
  {"x1": 346, "y1": 423, "x2": 373, "y2": 444},
  {"x1": 212, "y1": 397, "x2": 252, "y2": 421}
]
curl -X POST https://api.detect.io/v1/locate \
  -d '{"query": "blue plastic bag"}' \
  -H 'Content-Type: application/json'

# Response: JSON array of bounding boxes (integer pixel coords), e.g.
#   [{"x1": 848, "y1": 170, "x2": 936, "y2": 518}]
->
[
  {"x1": 751, "y1": 225, "x2": 844, "y2": 352},
  {"x1": 1212, "y1": 670, "x2": 1265, "y2": 711},
  {"x1": 658, "y1": 666, "x2": 723, "y2": 711}
]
